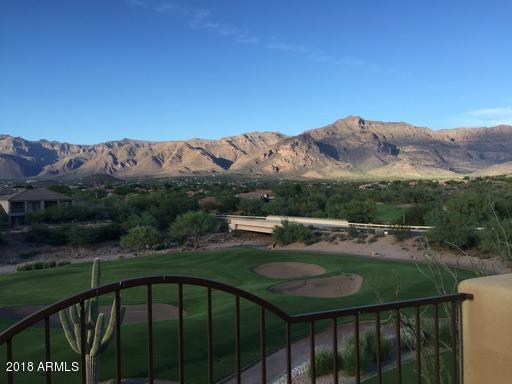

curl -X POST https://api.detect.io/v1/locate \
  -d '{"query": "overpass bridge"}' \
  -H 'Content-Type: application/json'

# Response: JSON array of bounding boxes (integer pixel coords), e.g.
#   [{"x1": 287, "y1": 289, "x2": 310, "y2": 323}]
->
[{"x1": 219, "y1": 215, "x2": 433, "y2": 234}]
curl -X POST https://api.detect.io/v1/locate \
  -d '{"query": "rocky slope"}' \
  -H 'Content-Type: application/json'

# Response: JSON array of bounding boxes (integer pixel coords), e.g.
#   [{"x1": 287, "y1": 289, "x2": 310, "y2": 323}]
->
[{"x1": 1, "y1": 116, "x2": 512, "y2": 179}]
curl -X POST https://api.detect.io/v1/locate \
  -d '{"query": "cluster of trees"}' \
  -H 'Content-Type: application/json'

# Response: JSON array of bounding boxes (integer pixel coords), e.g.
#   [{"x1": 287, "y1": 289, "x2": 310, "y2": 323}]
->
[
  {"x1": 120, "y1": 210, "x2": 218, "y2": 250},
  {"x1": 425, "y1": 193, "x2": 512, "y2": 261},
  {"x1": 24, "y1": 224, "x2": 123, "y2": 247},
  {"x1": 24, "y1": 209, "x2": 220, "y2": 251},
  {"x1": 236, "y1": 185, "x2": 378, "y2": 223},
  {"x1": 23, "y1": 177, "x2": 512, "y2": 260}
]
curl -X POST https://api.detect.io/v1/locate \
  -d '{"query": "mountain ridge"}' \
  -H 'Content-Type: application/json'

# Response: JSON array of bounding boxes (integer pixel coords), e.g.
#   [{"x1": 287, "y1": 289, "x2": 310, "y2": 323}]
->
[{"x1": 2, "y1": 116, "x2": 512, "y2": 179}]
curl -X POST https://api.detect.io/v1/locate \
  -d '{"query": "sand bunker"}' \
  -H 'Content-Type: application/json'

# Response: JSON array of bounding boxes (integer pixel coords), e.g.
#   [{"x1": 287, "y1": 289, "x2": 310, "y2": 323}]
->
[
  {"x1": 269, "y1": 274, "x2": 363, "y2": 298},
  {"x1": 0, "y1": 303, "x2": 185, "y2": 327},
  {"x1": 253, "y1": 262, "x2": 326, "y2": 279}
]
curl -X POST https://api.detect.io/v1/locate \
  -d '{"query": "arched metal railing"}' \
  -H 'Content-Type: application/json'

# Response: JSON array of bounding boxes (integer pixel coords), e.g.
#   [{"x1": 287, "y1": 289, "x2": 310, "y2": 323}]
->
[{"x1": 0, "y1": 275, "x2": 472, "y2": 384}]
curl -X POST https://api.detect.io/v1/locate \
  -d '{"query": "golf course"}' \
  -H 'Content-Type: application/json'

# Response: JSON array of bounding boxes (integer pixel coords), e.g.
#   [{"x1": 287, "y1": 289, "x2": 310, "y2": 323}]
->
[{"x1": 0, "y1": 249, "x2": 472, "y2": 383}]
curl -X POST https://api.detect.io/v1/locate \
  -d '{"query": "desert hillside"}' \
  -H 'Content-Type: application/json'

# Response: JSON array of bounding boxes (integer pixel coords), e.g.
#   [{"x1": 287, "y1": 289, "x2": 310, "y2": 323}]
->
[{"x1": 1, "y1": 116, "x2": 512, "y2": 179}]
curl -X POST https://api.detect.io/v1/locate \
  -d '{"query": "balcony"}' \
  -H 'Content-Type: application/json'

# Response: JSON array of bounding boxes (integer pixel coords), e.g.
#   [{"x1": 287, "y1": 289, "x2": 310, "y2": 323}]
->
[{"x1": 2, "y1": 272, "x2": 507, "y2": 384}]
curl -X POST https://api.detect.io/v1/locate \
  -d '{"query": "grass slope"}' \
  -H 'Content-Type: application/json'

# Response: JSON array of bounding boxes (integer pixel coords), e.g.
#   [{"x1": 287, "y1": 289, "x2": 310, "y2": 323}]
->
[{"x1": 0, "y1": 249, "x2": 470, "y2": 383}]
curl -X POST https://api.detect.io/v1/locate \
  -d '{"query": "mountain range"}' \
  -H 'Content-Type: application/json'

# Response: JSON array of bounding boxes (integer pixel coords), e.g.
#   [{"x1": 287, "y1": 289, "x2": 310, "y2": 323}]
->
[{"x1": 2, "y1": 116, "x2": 512, "y2": 179}]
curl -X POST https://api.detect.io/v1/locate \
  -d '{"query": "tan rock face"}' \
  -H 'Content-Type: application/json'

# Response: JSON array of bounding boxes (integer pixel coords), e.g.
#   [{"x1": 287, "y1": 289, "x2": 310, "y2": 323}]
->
[{"x1": 1, "y1": 116, "x2": 512, "y2": 179}]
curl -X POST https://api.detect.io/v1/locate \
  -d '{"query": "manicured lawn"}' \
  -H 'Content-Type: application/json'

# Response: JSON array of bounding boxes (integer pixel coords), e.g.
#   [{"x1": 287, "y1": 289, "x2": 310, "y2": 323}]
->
[{"x1": 0, "y1": 248, "x2": 470, "y2": 383}]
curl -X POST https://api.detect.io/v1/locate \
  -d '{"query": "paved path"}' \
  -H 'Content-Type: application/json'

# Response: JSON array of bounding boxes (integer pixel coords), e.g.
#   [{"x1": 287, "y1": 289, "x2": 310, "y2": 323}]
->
[{"x1": 222, "y1": 321, "x2": 383, "y2": 384}]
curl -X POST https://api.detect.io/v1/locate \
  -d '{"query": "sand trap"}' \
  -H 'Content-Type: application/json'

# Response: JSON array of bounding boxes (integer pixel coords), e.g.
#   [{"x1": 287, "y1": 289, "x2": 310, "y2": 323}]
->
[
  {"x1": 253, "y1": 262, "x2": 326, "y2": 279},
  {"x1": 269, "y1": 274, "x2": 363, "y2": 298},
  {"x1": 0, "y1": 303, "x2": 186, "y2": 327}
]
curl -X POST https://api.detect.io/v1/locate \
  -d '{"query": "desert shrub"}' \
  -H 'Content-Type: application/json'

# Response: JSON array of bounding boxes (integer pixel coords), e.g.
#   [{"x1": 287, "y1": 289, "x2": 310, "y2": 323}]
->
[
  {"x1": 337, "y1": 233, "x2": 348, "y2": 242},
  {"x1": 43, "y1": 261, "x2": 57, "y2": 268},
  {"x1": 24, "y1": 225, "x2": 68, "y2": 246},
  {"x1": 361, "y1": 330, "x2": 393, "y2": 362},
  {"x1": 367, "y1": 235, "x2": 379, "y2": 243},
  {"x1": 308, "y1": 349, "x2": 342, "y2": 378},
  {"x1": 16, "y1": 260, "x2": 69, "y2": 272},
  {"x1": 272, "y1": 220, "x2": 312, "y2": 246},
  {"x1": 391, "y1": 223, "x2": 412, "y2": 241},
  {"x1": 16, "y1": 264, "x2": 34, "y2": 272},
  {"x1": 67, "y1": 224, "x2": 123, "y2": 247},
  {"x1": 304, "y1": 233, "x2": 320, "y2": 245},
  {"x1": 400, "y1": 327, "x2": 416, "y2": 351},
  {"x1": 170, "y1": 211, "x2": 217, "y2": 249},
  {"x1": 122, "y1": 212, "x2": 158, "y2": 231},
  {"x1": 347, "y1": 226, "x2": 359, "y2": 239},
  {"x1": 340, "y1": 335, "x2": 371, "y2": 376},
  {"x1": 18, "y1": 250, "x2": 40, "y2": 259},
  {"x1": 120, "y1": 226, "x2": 162, "y2": 250}
]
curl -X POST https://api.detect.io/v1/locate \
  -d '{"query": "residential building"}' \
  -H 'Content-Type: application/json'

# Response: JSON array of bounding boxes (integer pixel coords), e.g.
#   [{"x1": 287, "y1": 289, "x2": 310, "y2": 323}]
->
[{"x1": 0, "y1": 188, "x2": 74, "y2": 226}]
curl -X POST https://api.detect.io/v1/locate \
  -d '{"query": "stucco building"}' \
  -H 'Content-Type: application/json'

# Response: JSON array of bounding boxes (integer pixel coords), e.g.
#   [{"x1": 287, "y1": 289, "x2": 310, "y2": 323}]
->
[{"x1": 0, "y1": 188, "x2": 74, "y2": 226}]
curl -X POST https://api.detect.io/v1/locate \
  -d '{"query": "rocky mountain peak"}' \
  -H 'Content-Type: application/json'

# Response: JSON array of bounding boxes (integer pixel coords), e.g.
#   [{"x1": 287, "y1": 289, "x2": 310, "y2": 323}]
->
[{"x1": 1, "y1": 118, "x2": 512, "y2": 179}]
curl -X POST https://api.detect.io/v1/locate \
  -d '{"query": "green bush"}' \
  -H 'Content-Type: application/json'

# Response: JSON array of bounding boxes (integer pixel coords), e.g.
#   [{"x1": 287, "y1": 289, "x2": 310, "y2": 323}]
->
[
  {"x1": 361, "y1": 329, "x2": 393, "y2": 362},
  {"x1": 308, "y1": 349, "x2": 342, "y2": 378},
  {"x1": 16, "y1": 260, "x2": 70, "y2": 272},
  {"x1": 120, "y1": 226, "x2": 162, "y2": 250},
  {"x1": 67, "y1": 224, "x2": 123, "y2": 247},
  {"x1": 340, "y1": 335, "x2": 371, "y2": 376},
  {"x1": 339, "y1": 331, "x2": 393, "y2": 376},
  {"x1": 24, "y1": 225, "x2": 68, "y2": 246},
  {"x1": 272, "y1": 220, "x2": 312, "y2": 246}
]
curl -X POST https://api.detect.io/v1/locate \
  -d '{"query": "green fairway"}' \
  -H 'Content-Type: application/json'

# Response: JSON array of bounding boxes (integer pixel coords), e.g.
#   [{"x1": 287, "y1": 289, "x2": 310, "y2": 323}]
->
[
  {"x1": 0, "y1": 248, "x2": 469, "y2": 384},
  {"x1": 375, "y1": 203, "x2": 411, "y2": 224}
]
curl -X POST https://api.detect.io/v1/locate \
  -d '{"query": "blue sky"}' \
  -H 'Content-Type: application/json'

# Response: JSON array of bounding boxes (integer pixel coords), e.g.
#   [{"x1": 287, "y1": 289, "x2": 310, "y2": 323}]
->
[{"x1": 1, "y1": 0, "x2": 511, "y2": 144}]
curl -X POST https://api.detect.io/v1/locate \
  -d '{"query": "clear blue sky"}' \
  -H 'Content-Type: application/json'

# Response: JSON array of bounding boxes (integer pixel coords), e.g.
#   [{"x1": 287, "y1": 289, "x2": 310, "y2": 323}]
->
[{"x1": 1, "y1": 0, "x2": 511, "y2": 144}]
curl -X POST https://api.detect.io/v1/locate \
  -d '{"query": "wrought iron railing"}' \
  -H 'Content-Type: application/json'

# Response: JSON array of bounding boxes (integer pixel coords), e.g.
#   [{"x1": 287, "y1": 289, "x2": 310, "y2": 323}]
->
[{"x1": 0, "y1": 276, "x2": 472, "y2": 384}]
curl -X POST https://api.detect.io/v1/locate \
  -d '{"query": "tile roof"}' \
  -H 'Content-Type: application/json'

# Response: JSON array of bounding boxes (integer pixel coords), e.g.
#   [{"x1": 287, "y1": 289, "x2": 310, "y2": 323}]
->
[{"x1": 0, "y1": 188, "x2": 73, "y2": 202}]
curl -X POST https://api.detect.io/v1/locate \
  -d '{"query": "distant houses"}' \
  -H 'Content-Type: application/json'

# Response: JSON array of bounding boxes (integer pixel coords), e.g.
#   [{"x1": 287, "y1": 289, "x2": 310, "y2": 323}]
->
[{"x1": 0, "y1": 188, "x2": 74, "y2": 226}]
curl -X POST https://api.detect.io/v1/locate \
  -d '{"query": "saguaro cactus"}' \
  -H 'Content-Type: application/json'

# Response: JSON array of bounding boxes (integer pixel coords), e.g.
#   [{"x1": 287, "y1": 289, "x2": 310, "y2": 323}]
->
[{"x1": 59, "y1": 258, "x2": 125, "y2": 384}]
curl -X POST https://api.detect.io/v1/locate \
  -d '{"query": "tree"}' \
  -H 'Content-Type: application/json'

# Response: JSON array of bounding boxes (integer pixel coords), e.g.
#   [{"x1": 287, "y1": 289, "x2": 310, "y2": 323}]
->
[
  {"x1": 170, "y1": 211, "x2": 217, "y2": 249},
  {"x1": 272, "y1": 220, "x2": 312, "y2": 246},
  {"x1": 344, "y1": 199, "x2": 376, "y2": 223},
  {"x1": 47, "y1": 184, "x2": 72, "y2": 196},
  {"x1": 120, "y1": 226, "x2": 162, "y2": 250},
  {"x1": 59, "y1": 259, "x2": 125, "y2": 384},
  {"x1": 479, "y1": 212, "x2": 512, "y2": 263}
]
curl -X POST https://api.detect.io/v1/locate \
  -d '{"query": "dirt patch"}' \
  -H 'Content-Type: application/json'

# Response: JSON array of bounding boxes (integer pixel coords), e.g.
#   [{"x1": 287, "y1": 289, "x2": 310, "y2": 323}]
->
[
  {"x1": 253, "y1": 262, "x2": 326, "y2": 279},
  {"x1": 269, "y1": 274, "x2": 363, "y2": 298},
  {"x1": 0, "y1": 303, "x2": 186, "y2": 327}
]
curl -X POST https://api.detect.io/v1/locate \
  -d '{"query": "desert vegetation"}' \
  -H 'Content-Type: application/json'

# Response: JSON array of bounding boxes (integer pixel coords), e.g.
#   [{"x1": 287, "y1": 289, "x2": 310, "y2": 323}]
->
[{"x1": 2, "y1": 175, "x2": 512, "y2": 267}]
